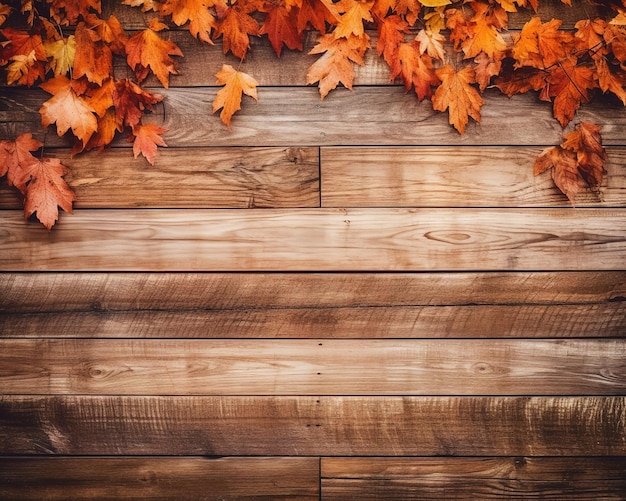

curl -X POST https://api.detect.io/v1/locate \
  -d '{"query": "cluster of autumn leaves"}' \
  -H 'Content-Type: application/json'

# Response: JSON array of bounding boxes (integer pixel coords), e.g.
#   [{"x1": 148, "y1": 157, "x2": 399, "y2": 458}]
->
[{"x1": 0, "y1": 0, "x2": 625, "y2": 228}]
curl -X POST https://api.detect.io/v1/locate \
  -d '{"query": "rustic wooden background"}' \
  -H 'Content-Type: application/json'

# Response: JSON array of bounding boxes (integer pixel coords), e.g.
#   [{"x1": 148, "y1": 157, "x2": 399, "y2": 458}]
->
[{"x1": 1, "y1": 0, "x2": 625, "y2": 498}]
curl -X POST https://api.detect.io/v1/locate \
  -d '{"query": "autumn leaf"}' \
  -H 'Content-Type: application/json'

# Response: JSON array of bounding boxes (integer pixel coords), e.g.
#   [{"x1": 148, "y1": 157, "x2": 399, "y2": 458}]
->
[
  {"x1": 122, "y1": 0, "x2": 157, "y2": 12},
  {"x1": 73, "y1": 22, "x2": 112, "y2": 85},
  {"x1": 306, "y1": 33, "x2": 369, "y2": 98},
  {"x1": 297, "y1": 0, "x2": 333, "y2": 34},
  {"x1": 159, "y1": 0, "x2": 219, "y2": 44},
  {"x1": 415, "y1": 29, "x2": 446, "y2": 61},
  {"x1": 419, "y1": 0, "x2": 451, "y2": 7},
  {"x1": 544, "y1": 59, "x2": 596, "y2": 127},
  {"x1": 390, "y1": 41, "x2": 439, "y2": 101},
  {"x1": 534, "y1": 146, "x2": 582, "y2": 201},
  {"x1": 0, "y1": 28, "x2": 46, "y2": 85},
  {"x1": 126, "y1": 18, "x2": 183, "y2": 88},
  {"x1": 473, "y1": 51, "x2": 502, "y2": 91},
  {"x1": 81, "y1": 108, "x2": 122, "y2": 152},
  {"x1": 15, "y1": 155, "x2": 76, "y2": 229},
  {"x1": 331, "y1": 0, "x2": 374, "y2": 39},
  {"x1": 260, "y1": 2, "x2": 303, "y2": 56},
  {"x1": 377, "y1": 15, "x2": 408, "y2": 67},
  {"x1": 85, "y1": 13, "x2": 129, "y2": 55},
  {"x1": 432, "y1": 64, "x2": 484, "y2": 134},
  {"x1": 44, "y1": 35, "x2": 76, "y2": 76},
  {"x1": 212, "y1": 64, "x2": 259, "y2": 127},
  {"x1": 131, "y1": 123, "x2": 168, "y2": 164},
  {"x1": 214, "y1": 3, "x2": 260, "y2": 59},
  {"x1": 0, "y1": 133, "x2": 42, "y2": 186},
  {"x1": 0, "y1": 3, "x2": 12, "y2": 25},
  {"x1": 113, "y1": 78, "x2": 164, "y2": 129},
  {"x1": 460, "y1": 2, "x2": 507, "y2": 60},
  {"x1": 512, "y1": 17, "x2": 575, "y2": 69},
  {"x1": 534, "y1": 122, "x2": 606, "y2": 201},
  {"x1": 40, "y1": 75, "x2": 98, "y2": 145},
  {"x1": 47, "y1": 0, "x2": 101, "y2": 26},
  {"x1": 394, "y1": 0, "x2": 422, "y2": 25}
]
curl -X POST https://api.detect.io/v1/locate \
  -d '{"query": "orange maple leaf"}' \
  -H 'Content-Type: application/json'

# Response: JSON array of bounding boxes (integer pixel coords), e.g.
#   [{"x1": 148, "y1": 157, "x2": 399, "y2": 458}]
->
[
  {"x1": 47, "y1": 0, "x2": 101, "y2": 25},
  {"x1": 544, "y1": 59, "x2": 596, "y2": 127},
  {"x1": 260, "y1": 2, "x2": 303, "y2": 56},
  {"x1": 513, "y1": 17, "x2": 575, "y2": 69},
  {"x1": 132, "y1": 123, "x2": 167, "y2": 165},
  {"x1": 460, "y1": 2, "x2": 507, "y2": 60},
  {"x1": 432, "y1": 64, "x2": 484, "y2": 134},
  {"x1": 212, "y1": 64, "x2": 259, "y2": 127},
  {"x1": 0, "y1": 133, "x2": 42, "y2": 187},
  {"x1": 390, "y1": 41, "x2": 439, "y2": 101},
  {"x1": 81, "y1": 108, "x2": 123, "y2": 152},
  {"x1": 377, "y1": 15, "x2": 408, "y2": 67},
  {"x1": 329, "y1": 0, "x2": 374, "y2": 39},
  {"x1": 126, "y1": 18, "x2": 183, "y2": 88},
  {"x1": 214, "y1": 4, "x2": 260, "y2": 59},
  {"x1": 473, "y1": 52, "x2": 502, "y2": 91},
  {"x1": 306, "y1": 33, "x2": 369, "y2": 98},
  {"x1": 14, "y1": 155, "x2": 76, "y2": 229},
  {"x1": 297, "y1": 0, "x2": 333, "y2": 34},
  {"x1": 73, "y1": 21, "x2": 113, "y2": 86},
  {"x1": 84, "y1": 13, "x2": 129, "y2": 55},
  {"x1": 39, "y1": 75, "x2": 99, "y2": 145},
  {"x1": 0, "y1": 28, "x2": 46, "y2": 85},
  {"x1": 159, "y1": 0, "x2": 219, "y2": 44}
]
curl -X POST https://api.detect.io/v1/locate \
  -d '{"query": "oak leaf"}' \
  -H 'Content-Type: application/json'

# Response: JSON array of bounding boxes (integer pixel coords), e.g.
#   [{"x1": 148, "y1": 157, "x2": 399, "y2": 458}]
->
[
  {"x1": 212, "y1": 64, "x2": 259, "y2": 127},
  {"x1": 15, "y1": 155, "x2": 76, "y2": 230},
  {"x1": 306, "y1": 33, "x2": 369, "y2": 98},
  {"x1": 432, "y1": 64, "x2": 484, "y2": 134},
  {"x1": 126, "y1": 18, "x2": 183, "y2": 88},
  {"x1": 132, "y1": 123, "x2": 167, "y2": 165},
  {"x1": 40, "y1": 75, "x2": 98, "y2": 145}
]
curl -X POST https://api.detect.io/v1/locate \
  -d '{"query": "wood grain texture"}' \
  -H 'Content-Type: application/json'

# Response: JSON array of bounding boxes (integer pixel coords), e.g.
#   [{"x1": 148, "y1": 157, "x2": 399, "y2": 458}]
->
[
  {"x1": 0, "y1": 147, "x2": 319, "y2": 209},
  {"x1": 2, "y1": 396, "x2": 624, "y2": 456},
  {"x1": 2, "y1": 339, "x2": 624, "y2": 395},
  {"x1": 2, "y1": 209, "x2": 625, "y2": 271},
  {"x1": 321, "y1": 146, "x2": 626, "y2": 207},
  {"x1": 321, "y1": 457, "x2": 626, "y2": 500},
  {"x1": 0, "y1": 457, "x2": 319, "y2": 500},
  {"x1": 2, "y1": 303, "x2": 624, "y2": 338},
  {"x1": 3, "y1": 272, "x2": 623, "y2": 311},
  {"x1": 2, "y1": 88, "x2": 624, "y2": 147}
]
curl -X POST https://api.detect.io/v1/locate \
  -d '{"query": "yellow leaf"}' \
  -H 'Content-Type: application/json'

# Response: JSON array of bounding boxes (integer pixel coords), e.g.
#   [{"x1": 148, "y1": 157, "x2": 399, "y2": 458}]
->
[
  {"x1": 44, "y1": 35, "x2": 76, "y2": 76},
  {"x1": 419, "y1": 0, "x2": 451, "y2": 8}
]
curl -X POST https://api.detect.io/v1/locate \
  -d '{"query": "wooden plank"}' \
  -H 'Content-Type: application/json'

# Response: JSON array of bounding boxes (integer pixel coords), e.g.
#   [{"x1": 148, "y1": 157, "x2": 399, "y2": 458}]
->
[
  {"x1": 1, "y1": 339, "x2": 624, "y2": 395},
  {"x1": 2, "y1": 88, "x2": 624, "y2": 147},
  {"x1": 1, "y1": 396, "x2": 624, "y2": 455},
  {"x1": 0, "y1": 147, "x2": 319, "y2": 209},
  {"x1": 2, "y1": 272, "x2": 623, "y2": 311},
  {"x1": 1, "y1": 209, "x2": 625, "y2": 271},
  {"x1": 321, "y1": 457, "x2": 626, "y2": 500},
  {"x1": 2, "y1": 303, "x2": 624, "y2": 338},
  {"x1": 0, "y1": 457, "x2": 320, "y2": 500},
  {"x1": 321, "y1": 146, "x2": 626, "y2": 207}
]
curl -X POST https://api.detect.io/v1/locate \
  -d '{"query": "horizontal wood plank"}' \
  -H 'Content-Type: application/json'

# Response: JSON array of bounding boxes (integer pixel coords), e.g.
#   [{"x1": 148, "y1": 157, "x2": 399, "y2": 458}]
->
[
  {"x1": 1, "y1": 396, "x2": 624, "y2": 455},
  {"x1": 321, "y1": 457, "x2": 626, "y2": 500},
  {"x1": 2, "y1": 209, "x2": 625, "y2": 271},
  {"x1": 2, "y1": 302, "x2": 624, "y2": 338},
  {"x1": 321, "y1": 146, "x2": 626, "y2": 207},
  {"x1": 0, "y1": 147, "x2": 319, "y2": 209},
  {"x1": 2, "y1": 272, "x2": 623, "y2": 311},
  {"x1": 2, "y1": 88, "x2": 624, "y2": 147},
  {"x1": 0, "y1": 457, "x2": 319, "y2": 500},
  {"x1": 2, "y1": 339, "x2": 624, "y2": 395}
]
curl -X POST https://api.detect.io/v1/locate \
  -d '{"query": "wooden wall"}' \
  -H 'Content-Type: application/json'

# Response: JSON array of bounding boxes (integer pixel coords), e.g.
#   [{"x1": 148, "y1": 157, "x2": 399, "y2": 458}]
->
[{"x1": 1, "y1": 0, "x2": 625, "y2": 498}]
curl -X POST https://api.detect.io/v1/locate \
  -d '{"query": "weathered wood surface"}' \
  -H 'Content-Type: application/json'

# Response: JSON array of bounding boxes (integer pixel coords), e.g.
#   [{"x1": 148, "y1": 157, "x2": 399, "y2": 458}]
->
[
  {"x1": 0, "y1": 147, "x2": 319, "y2": 209},
  {"x1": 321, "y1": 146, "x2": 626, "y2": 207},
  {"x1": 321, "y1": 457, "x2": 626, "y2": 500},
  {"x1": 2, "y1": 396, "x2": 624, "y2": 456},
  {"x1": 2, "y1": 88, "x2": 624, "y2": 147},
  {"x1": 2, "y1": 303, "x2": 624, "y2": 338},
  {"x1": 2, "y1": 209, "x2": 625, "y2": 271},
  {"x1": 0, "y1": 457, "x2": 320, "y2": 500},
  {"x1": 3, "y1": 272, "x2": 623, "y2": 310},
  {"x1": 2, "y1": 145, "x2": 624, "y2": 209},
  {"x1": 2, "y1": 339, "x2": 624, "y2": 395}
]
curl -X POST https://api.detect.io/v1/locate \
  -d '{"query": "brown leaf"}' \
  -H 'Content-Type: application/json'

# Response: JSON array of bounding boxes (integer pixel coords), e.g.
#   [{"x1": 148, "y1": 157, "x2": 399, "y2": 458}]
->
[
  {"x1": 534, "y1": 146, "x2": 581, "y2": 201},
  {"x1": 0, "y1": 133, "x2": 42, "y2": 188},
  {"x1": 113, "y1": 78, "x2": 164, "y2": 129}
]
